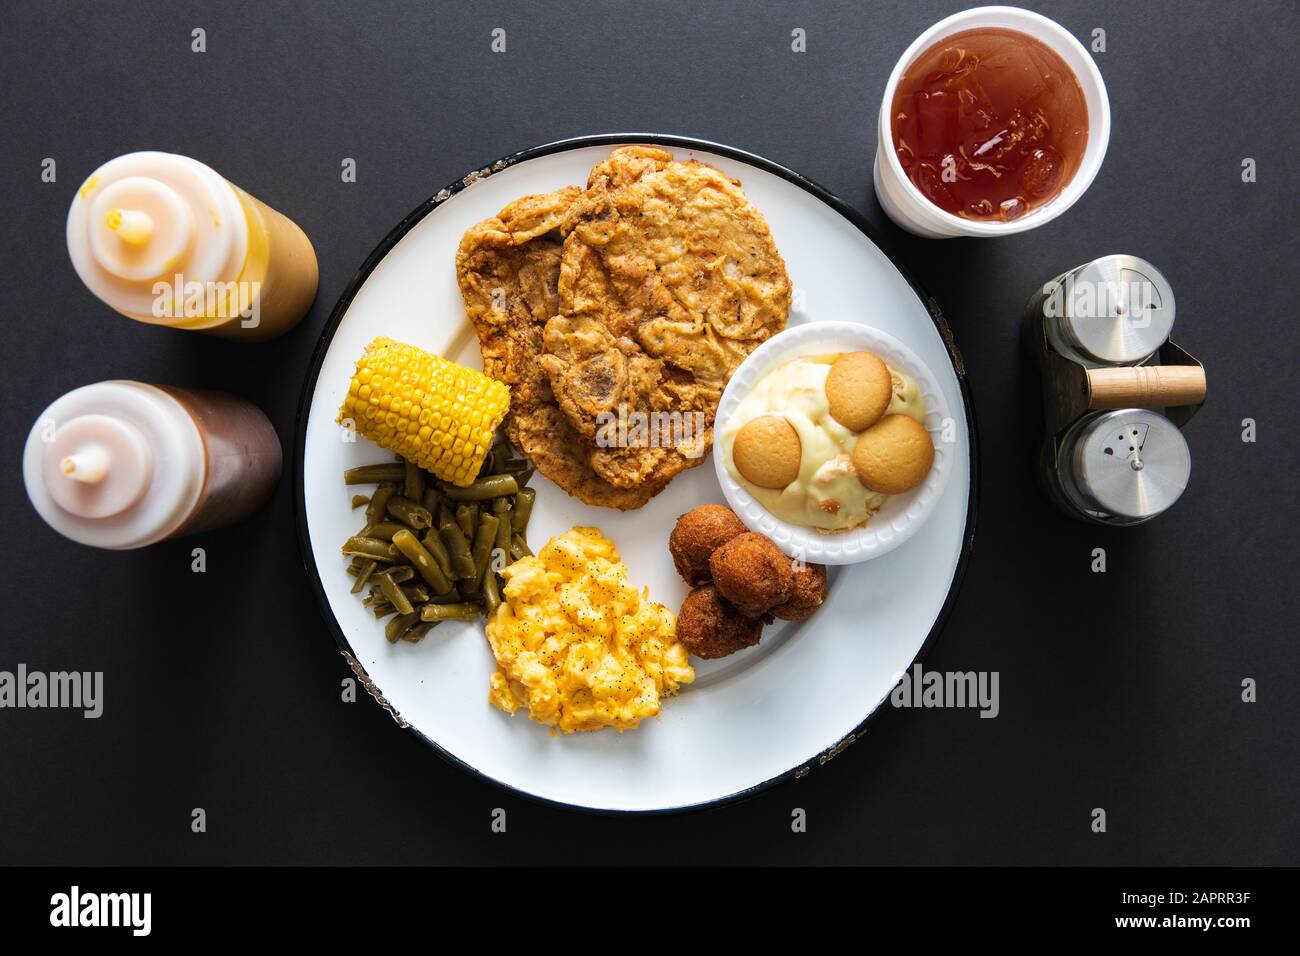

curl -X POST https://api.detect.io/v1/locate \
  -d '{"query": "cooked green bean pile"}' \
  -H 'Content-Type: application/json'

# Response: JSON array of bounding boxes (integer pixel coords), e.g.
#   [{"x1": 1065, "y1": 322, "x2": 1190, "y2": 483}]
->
[{"x1": 341, "y1": 443, "x2": 536, "y2": 643}]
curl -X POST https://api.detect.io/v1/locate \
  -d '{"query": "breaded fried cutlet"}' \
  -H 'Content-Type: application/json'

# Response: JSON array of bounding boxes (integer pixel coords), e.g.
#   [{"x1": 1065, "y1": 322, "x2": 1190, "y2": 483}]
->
[
  {"x1": 456, "y1": 186, "x2": 667, "y2": 510},
  {"x1": 456, "y1": 147, "x2": 790, "y2": 509}
]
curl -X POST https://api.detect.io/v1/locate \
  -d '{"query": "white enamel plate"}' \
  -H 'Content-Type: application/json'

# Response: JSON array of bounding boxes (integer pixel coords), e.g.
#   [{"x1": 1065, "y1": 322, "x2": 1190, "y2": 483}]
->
[{"x1": 296, "y1": 135, "x2": 977, "y2": 813}]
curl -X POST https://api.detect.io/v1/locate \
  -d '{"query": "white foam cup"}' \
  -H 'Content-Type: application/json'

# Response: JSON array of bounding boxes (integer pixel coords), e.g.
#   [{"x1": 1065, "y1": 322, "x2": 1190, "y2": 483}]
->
[{"x1": 873, "y1": 5, "x2": 1111, "y2": 238}]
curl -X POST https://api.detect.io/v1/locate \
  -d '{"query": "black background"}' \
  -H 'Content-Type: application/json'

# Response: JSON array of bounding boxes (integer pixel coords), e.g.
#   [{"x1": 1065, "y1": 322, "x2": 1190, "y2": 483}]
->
[{"x1": 1, "y1": 0, "x2": 1296, "y2": 865}]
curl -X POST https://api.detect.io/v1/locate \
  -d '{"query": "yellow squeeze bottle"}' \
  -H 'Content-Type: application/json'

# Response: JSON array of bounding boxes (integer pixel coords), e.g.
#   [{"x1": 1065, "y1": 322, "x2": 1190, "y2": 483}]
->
[{"x1": 67, "y1": 151, "x2": 318, "y2": 341}]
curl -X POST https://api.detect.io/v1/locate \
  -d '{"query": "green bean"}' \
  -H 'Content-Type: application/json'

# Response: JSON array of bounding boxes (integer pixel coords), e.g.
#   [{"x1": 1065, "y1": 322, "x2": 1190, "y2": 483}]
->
[
  {"x1": 494, "y1": 504, "x2": 512, "y2": 573},
  {"x1": 509, "y1": 535, "x2": 532, "y2": 562},
  {"x1": 469, "y1": 514, "x2": 500, "y2": 589},
  {"x1": 342, "y1": 536, "x2": 398, "y2": 562},
  {"x1": 365, "y1": 483, "x2": 397, "y2": 523},
  {"x1": 378, "y1": 574, "x2": 414, "y2": 616},
  {"x1": 419, "y1": 603, "x2": 480, "y2": 623},
  {"x1": 455, "y1": 502, "x2": 477, "y2": 540},
  {"x1": 345, "y1": 464, "x2": 407, "y2": 485},
  {"x1": 511, "y1": 487, "x2": 535, "y2": 534},
  {"x1": 427, "y1": 591, "x2": 469, "y2": 605},
  {"x1": 401, "y1": 621, "x2": 434, "y2": 643},
  {"x1": 442, "y1": 474, "x2": 519, "y2": 501},
  {"x1": 420, "y1": 528, "x2": 454, "y2": 580},
  {"x1": 375, "y1": 565, "x2": 414, "y2": 584},
  {"x1": 400, "y1": 584, "x2": 429, "y2": 604},
  {"x1": 403, "y1": 459, "x2": 425, "y2": 501},
  {"x1": 343, "y1": 452, "x2": 538, "y2": 634},
  {"x1": 362, "y1": 521, "x2": 406, "y2": 542},
  {"x1": 494, "y1": 458, "x2": 533, "y2": 487},
  {"x1": 391, "y1": 529, "x2": 453, "y2": 594},
  {"x1": 437, "y1": 512, "x2": 477, "y2": 580},
  {"x1": 403, "y1": 463, "x2": 423, "y2": 502},
  {"x1": 421, "y1": 486, "x2": 444, "y2": 519},
  {"x1": 386, "y1": 495, "x2": 432, "y2": 530},
  {"x1": 482, "y1": 566, "x2": 502, "y2": 617},
  {"x1": 350, "y1": 559, "x2": 377, "y2": 594},
  {"x1": 385, "y1": 611, "x2": 420, "y2": 643}
]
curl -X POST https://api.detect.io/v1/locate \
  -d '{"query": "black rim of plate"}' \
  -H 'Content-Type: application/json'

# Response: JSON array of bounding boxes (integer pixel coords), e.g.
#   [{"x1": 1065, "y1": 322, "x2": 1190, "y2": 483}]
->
[{"x1": 293, "y1": 133, "x2": 981, "y2": 815}]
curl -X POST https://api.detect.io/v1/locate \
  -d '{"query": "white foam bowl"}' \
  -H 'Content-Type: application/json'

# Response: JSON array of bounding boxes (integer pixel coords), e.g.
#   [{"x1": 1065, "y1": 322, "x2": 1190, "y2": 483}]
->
[
  {"x1": 873, "y1": 5, "x2": 1111, "y2": 238},
  {"x1": 714, "y1": 321, "x2": 954, "y2": 566}
]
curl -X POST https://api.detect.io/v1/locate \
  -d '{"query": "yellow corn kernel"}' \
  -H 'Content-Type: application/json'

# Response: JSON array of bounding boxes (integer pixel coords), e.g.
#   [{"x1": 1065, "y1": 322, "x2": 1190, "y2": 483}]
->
[{"x1": 337, "y1": 336, "x2": 510, "y2": 486}]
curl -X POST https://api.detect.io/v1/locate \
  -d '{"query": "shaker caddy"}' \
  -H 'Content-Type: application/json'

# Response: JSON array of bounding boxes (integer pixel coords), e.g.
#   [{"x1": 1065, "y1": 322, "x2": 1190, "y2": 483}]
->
[{"x1": 1024, "y1": 255, "x2": 1207, "y2": 526}]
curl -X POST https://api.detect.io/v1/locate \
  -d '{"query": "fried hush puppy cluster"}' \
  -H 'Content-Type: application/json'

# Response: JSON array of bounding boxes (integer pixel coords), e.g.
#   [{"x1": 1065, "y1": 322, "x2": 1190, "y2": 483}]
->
[{"x1": 668, "y1": 505, "x2": 827, "y2": 659}]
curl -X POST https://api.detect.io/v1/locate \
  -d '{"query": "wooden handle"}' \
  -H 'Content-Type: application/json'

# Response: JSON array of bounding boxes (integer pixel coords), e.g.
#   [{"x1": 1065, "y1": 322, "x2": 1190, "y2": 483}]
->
[{"x1": 1086, "y1": 365, "x2": 1206, "y2": 410}]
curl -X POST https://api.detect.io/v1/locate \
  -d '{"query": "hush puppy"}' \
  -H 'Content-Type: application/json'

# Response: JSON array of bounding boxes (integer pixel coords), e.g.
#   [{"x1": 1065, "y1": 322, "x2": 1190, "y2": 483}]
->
[
  {"x1": 676, "y1": 585, "x2": 764, "y2": 660},
  {"x1": 668, "y1": 504, "x2": 747, "y2": 585},
  {"x1": 708, "y1": 531, "x2": 795, "y2": 617},
  {"x1": 771, "y1": 563, "x2": 828, "y2": 621}
]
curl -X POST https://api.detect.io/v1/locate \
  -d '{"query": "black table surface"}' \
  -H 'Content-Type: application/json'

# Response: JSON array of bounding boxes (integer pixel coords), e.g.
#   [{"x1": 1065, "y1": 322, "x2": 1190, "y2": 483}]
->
[{"x1": 1, "y1": 0, "x2": 1296, "y2": 866}]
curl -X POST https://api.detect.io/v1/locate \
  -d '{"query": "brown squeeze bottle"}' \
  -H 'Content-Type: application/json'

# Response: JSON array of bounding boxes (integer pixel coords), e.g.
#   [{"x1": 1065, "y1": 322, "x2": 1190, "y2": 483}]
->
[{"x1": 24, "y1": 381, "x2": 282, "y2": 549}]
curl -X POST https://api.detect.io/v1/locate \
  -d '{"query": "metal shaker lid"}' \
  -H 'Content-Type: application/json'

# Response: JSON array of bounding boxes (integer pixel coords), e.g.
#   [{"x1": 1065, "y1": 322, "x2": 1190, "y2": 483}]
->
[
  {"x1": 1055, "y1": 255, "x2": 1175, "y2": 365},
  {"x1": 1071, "y1": 410, "x2": 1190, "y2": 521}
]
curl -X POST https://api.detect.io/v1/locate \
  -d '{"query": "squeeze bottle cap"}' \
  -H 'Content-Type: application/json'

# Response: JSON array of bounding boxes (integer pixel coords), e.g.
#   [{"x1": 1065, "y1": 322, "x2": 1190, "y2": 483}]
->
[
  {"x1": 43, "y1": 413, "x2": 154, "y2": 519},
  {"x1": 67, "y1": 152, "x2": 249, "y2": 322}
]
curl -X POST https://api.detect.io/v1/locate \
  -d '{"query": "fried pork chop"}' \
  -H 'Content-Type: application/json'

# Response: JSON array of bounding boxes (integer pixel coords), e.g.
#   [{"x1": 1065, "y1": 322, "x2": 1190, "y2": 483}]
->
[
  {"x1": 457, "y1": 187, "x2": 667, "y2": 510},
  {"x1": 549, "y1": 147, "x2": 790, "y2": 489},
  {"x1": 456, "y1": 148, "x2": 791, "y2": 508}
]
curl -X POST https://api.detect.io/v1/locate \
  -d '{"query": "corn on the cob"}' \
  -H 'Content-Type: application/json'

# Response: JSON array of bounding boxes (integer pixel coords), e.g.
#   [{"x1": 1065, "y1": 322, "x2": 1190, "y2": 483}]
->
[{"x1": 338, "y1": 337, "x2": 510, "y2": 487}]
